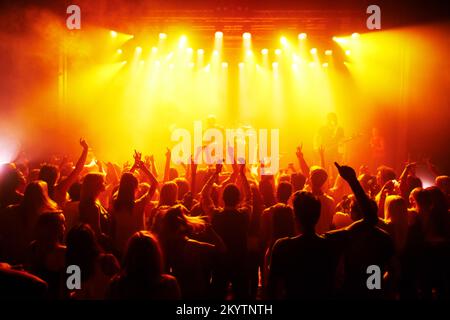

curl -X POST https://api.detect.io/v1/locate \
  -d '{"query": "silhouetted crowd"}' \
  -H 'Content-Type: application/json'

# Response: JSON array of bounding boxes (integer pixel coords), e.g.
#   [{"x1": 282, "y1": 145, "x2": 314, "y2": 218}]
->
[{"x1": 0, "y1": 139, "x2": 449, "y2": 300}]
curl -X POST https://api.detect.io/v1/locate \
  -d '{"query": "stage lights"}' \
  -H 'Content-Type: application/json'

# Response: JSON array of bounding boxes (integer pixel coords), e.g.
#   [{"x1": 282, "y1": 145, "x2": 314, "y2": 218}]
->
[
  {"x1": 111, "y1": 32, "x2": 361, "y2": 70},
  {"x1": 179, "y1": 35, "x2": 187, "y2": 47}
]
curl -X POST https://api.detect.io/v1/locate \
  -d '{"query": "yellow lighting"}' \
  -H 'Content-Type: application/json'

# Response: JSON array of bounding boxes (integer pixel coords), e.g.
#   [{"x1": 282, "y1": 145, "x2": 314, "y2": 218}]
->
[
  {"x1": 243, "y1": 32, "x2": 251, "y2": 40},
  {"x1": 275, "y1": 49, "x2": 282, "y2": 55},
  {"x1": 310, "y1": 48, "x2": 317, "y2": 55},
  {"x1": 215, "y1": 31, "x2": 223, "y2": 39},
  {"x1": 261, "y1": 48, "x2": 268, "y2": 55},
  {"x1": 352, "y1": 32, "x2": 360, "y2": 39},
  {"x1": 159, "y1": 33, "x2": 167, "y2": 40},
  {"x1": 298, "y1": 33, "x2": 307, "y2": 40},
  {"x1": 110, "y1": 30, "x2": 117, "y2": 38},
  {"x1": 116, "y1": 48, "x2": 122, "y2": 54},
  {"x1": 280, "y1": 36, "x2": 288, "y2": 46},
  {"x1": 325, "y1": 50, "x2": 332, "y2": 56}
]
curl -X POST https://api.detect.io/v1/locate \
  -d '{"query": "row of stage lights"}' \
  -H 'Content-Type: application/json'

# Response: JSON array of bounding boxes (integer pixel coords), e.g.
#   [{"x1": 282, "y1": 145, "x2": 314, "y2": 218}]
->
[{"x1": 110, "y1": 30, "x2": 360, "y2": 69}]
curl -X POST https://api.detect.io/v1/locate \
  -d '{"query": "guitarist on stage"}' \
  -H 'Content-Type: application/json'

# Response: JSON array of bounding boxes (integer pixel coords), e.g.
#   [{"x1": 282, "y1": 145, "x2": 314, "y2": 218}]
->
[{"x1": 315, "y1": 112, "x2": 345, "y2": 170}]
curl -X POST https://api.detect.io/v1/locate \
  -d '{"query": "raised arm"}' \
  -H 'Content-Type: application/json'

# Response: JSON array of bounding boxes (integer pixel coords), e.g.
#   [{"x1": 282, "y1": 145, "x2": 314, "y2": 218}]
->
[
  {"x1": 296, "y1": 144, "x2": 310, "y2": 178},
  {"x1": 133, "y1": 151, "x2": 158, "y2": 204},
  {"x1": 188, "y1": 156, "x2": 197, "y2": 195},
  {"x1": 57, "y1": 139, "x2": 89, "y2": 196},
  {"x1": 163, "y1": 147, "x2": 171, "y2": 182},
  {"x1": 238, "y1": 161, "x2": 252, "y2": 208},
  {"x1": 146, "y1": 155, "x2": 158, "y2": 179},
  {"x1": 200, "y1": 162, "x2": 222, "y2": 217},
  {"x1": 399, "y1": 162, "x2": 415, "y2": 199},
  {"x1": 334, "y1": 162, "x2": 377, "y2": 224}
]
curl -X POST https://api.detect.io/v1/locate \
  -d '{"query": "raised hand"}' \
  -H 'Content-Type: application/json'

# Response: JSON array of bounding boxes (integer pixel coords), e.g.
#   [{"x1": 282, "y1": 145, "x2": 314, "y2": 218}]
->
[
  {"x1": 165, "y1": 147, "x2": 171, "y2": 158},
  {"x1": 296, "y1": 144, "x2": 304, "y2": 159},
  {"x1": 80, "y1": 138, "x2": 89, "y2": 150},
  {"x1": 134, "y1": 150, "x2": 143, "y2": 164},
  {"x1": 215, "y1": 160, "x2": 224, "y2": 174},
  {"x1": 334, "y1": 162, "x2": 357, "y2": 182},
  {"x1": 405, "y1": 162, "x2": 417, "y2": 175}
]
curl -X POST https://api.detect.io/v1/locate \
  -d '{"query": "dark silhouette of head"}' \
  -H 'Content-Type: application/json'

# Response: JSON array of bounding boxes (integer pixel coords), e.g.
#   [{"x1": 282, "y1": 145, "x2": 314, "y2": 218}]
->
[
  {"x1": 435, "y1": 175, "x2": 450, "y2": 198},
  {"x1": 68, "y1": 181, "x2": 81, "y2": 202},
  {"x1": 291, "y1": 172, "x2": 306, "y2": 192},
  {"x1": 81, "y1": 173, "x2": 105, "y2": 202},
  {"x1": 169, "y1": 168, "x2": 179, "y2": 181},
  {"x1": 376, "y1": 166, "x2": 396, "y2": 187},
  {"x1": 223, "y1": 183, "x2": 241, "y2": 208},
  {"x1": 310, "y1": 166, "x2": 328, "y2": 192},
  {"x1": 406, "y1": 175, "x2": 422, "y2": 197},
  {"x1": 410, "y1": 187, "x2": 432, "y2": 212},
  {"x1": 123, "y1": 231, "x2": 163, "y2": 282},
  {"x1": 259, "y1": 178, "x2": 276, "y2": 207},
  {"x1": 115, "y1": 172, "x2": 139, "y2": 211},
  {"x1": 174, "y1": 178, "x2": 189, "y2": 201},
  {"x1": 161, "y1": 204, "x2": 205, "y2": 240},
  {"x1": 0, "y1": 163, "x2": 24, "y2": 196},
  {"x1": 159, "y1": 182, "x2": 178, "y2": 207},
  {"x1": 22, "y1": 180, "x2": 58, "y2": 214},
  {"x1": 292, "y1": 191, "x2": 321, "y2": 234},
  {"x1": 66, "y1": 224, "x2": 101, "y2": 282},
  {"x1": 277, "y1": 181, "x2": 293, "y2": 204},
  {"x1": 38, "y1": 164, "x2": 59, "y2": 188}
]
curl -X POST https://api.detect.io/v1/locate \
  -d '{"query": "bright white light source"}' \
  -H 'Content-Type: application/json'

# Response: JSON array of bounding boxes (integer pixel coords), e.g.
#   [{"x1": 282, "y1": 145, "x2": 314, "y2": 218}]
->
[{"x1": 243, "y1": 32, "x2": 251, "y2": 40}]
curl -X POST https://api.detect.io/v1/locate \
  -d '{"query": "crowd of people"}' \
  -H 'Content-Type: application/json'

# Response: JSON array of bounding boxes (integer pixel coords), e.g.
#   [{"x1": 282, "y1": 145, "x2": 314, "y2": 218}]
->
[{"x1": 0, "y1": 138, "x2": 449, "y2": 300}]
